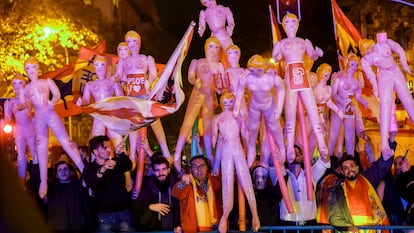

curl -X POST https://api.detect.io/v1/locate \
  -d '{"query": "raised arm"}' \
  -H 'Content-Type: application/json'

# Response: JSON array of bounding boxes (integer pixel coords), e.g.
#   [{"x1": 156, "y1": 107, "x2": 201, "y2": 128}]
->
[
  {"x1": 225, "y1": 7, "x2": 235, "y2": 36},
  {"x1": 305, "y1": 39, "x2": 323, "y2": 60},
  {"x1": 360, "y1": 55, "x2": 379, "y2": 98},
  {"x1": 388, "y1": 39, "x2": 411, "y2": 74},
  {"x1": 198, "y1": 10, "x2": 206, "y2": 37}
]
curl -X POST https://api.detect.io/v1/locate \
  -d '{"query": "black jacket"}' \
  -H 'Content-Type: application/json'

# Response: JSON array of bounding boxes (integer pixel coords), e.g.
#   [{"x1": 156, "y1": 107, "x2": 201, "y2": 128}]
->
[{"x1": 133, "y1": 174, "x2": 180, "y2": 231}]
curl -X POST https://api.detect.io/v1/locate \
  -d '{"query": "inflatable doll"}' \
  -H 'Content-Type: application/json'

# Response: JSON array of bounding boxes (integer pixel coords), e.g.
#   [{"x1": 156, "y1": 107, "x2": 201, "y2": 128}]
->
[
  {"x1": 327, "y1": 54, "x2": 368, "y2": 156},
  {"x1": 198, "y1": 0, "x2": 235, "y2": 51},
  {"x1": 115, "y1": 30, "x2": 172, "y2": 167},
  {"x1": 22, "y1": 57, "x2": 84, "y2": 198},
  {"x1": 360, "y1": 32, "x2": 414, "y2": 156},
  {"x1": 77, "y1": 55, "x2": 124, "y2": 145},
  {"x1": 173, "y1": 36, "x2": 225, "y2": 171},
  {"x1": 212, "y1": 92, "x2": 260, "y2": 233},
  {"x1": 234, "y1": 54, "x2": 285, "y2": 168},
  {"x1": 213, "y1": 44, "x2": 247, "y2": 174},
  {"x1": 272, "y1": 13, "x2": 327, "y2": 162},
  {"x1": 302, "y1": 63, "x2": 344, "y2": 155},
  {"x1": 4, "y1": 74, "x2": 38, "y2": 184}
]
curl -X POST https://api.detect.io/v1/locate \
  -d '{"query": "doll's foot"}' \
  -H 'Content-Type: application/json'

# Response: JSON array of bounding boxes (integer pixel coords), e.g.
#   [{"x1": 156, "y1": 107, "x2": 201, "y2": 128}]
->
[
  {"x1": 252, "y1": 216, "x2": 260, "y2": 232},
  {"x1": 39, "y1": 182, "x2": 48, "y2": 199},
  {"x1": 218, "y1": 218, "x2": 227, "y2": 233}
]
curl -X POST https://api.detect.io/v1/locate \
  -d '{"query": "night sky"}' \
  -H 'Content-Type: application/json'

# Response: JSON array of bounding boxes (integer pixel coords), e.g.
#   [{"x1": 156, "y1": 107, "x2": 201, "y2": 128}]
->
[{"x1": 153, "y1": 0, "x2": 339, "y2": 71}]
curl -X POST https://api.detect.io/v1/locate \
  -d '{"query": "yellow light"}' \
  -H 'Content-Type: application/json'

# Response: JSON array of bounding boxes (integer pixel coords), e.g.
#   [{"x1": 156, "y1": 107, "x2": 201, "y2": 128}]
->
[
  {"x1": 3, "y1": 124, "x2": 12, "y2": 134},
  {"x1": 43, "y1": 27, "x2": 52, "y2": 38},
  {"x1": 269, "y1": 58, "x2": 276, "y2": 64}
]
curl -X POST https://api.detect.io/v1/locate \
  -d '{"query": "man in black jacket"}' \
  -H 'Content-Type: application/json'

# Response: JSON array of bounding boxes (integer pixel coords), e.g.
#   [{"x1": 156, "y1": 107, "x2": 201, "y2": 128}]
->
[
  {"x1": 133, "y1": 155, "x2": 180, "y2": 232},
  {"x1": 82, "y1": 135, "x2": 132, "y2": 232}
]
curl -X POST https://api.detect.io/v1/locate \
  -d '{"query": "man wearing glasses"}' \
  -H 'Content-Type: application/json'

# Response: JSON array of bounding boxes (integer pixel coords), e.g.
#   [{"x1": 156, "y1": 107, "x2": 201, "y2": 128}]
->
[{"x1": 172, "y1": 155, "x2": 222, "y2": 232}]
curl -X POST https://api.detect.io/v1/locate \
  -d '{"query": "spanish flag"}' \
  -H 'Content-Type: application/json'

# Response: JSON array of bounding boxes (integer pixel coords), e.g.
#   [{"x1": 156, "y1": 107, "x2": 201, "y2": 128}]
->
[{"x1": 331, "y1": 0, "x2": 362, "y2": 69}]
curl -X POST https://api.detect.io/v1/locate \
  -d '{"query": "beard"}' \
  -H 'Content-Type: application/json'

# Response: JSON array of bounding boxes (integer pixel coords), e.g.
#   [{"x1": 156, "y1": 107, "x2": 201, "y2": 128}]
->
[
  {"x1": 346, "y1": 172, "x2": 358, "y2": 181},
  {"x1": 155, "y1": 175, "x2": 170, "y2": 191}
]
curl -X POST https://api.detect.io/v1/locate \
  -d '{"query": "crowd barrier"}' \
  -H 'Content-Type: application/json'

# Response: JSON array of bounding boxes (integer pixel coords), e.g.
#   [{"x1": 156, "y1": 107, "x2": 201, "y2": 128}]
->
[{"x1": 131, "y1": 225, "x2": 414, "y2": 233}]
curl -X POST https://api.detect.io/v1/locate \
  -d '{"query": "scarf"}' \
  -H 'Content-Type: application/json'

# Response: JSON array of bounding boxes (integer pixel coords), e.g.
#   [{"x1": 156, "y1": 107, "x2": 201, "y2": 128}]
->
[
  {"x1": 344, "y1": 175, "x2": 389, "y2": 228},
  {"x1": 192, "y1": 178, "x2": 217, "y2": 231}
]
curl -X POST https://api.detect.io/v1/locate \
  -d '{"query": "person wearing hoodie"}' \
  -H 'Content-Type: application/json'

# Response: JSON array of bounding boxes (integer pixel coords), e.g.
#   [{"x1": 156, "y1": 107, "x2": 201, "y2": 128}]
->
[{"x1": 133, "y1": 155, "x2": 180, "y2": 232}]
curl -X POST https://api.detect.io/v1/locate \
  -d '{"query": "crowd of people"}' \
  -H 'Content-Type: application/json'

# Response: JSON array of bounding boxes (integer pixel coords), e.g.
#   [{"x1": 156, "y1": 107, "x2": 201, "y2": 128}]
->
[{"x1": 3, "y1": 0, "x2": 414, "y2": 232}]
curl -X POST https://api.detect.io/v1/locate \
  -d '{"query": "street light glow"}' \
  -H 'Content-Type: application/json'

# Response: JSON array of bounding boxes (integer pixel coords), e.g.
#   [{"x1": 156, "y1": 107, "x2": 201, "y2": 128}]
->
[
  {"x1": 43, "y1": 27, "x2": 52, "y2": 38},
  {"x1": 3, "y1": 123, "x2": 12, "y2": 134}
]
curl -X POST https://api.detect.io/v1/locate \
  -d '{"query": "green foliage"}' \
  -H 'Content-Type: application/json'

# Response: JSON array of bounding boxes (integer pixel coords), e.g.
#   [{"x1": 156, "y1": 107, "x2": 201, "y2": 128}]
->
[{"x1": 0, "y1": 0, "x2": 105, "y2": 97}]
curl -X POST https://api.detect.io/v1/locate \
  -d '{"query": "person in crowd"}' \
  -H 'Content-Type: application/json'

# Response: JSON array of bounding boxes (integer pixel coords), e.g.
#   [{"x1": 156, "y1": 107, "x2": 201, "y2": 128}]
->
[
  {"x1": 133, "y1": 155, "x2": 180, "y2": 232},
  {"x1": 46, "y1": 161, "x2": 91, "y2": 232},
  {"x1": 316, "y1": 156, "x2": 342, "y2": 225},
  {"x1": 212, "y1": 92, "x2": 260, "y2": 232},
  {"x1": 198, "y1": 0, "x2": 235, "y2": 52},
  {"x1": 327, "y1": 145, "x2": 395, "y2": 231},
  {"x1": 233, "y1": 54, "x2": 285, "y2": 168},
  {"x1": 79, "y1": 145, "x2": 92, "y2": 166},
  {"x1": 376, "y1": 162, "x2": 407, "y2": 227},
  {"x1": 22, "y1": 57, "x2": 84, "y2": 198},
  {"x1": 360, "y1": 32, "x2": 413, "y2": 157},
  {"x1": 272, "y1": 13, "x2": 327, "y2": 163},
  {"x1": 172, "y1": 155, "x2": 222, "y2": 232},
  {"x1": 280, "y1": 145, "x2": 330, "y2": 229},
  {"x1": 395, "y1": 155, "x2": 414, "y2": 225},
  {"x1": 173, "y1": 37, "x2": 225, "y2": 171},
  {"x1": 0, "y1": 151, "x2": 49, "y2": 233},
  {"x1": 82, "y1": 135, "x2": 132, "y2": 232},
  {"x1": 4, "y1": 74, "x2": 38, "y2": 185},
  {"x1": 252, "y1": 165, "x2": 282, "y2": 227}
]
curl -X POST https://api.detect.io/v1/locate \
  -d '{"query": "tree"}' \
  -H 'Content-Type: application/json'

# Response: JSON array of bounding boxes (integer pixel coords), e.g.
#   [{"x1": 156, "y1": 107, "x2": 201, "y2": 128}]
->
[
  {"x1": 0, "y1": 0, "x2": 109, "y2": 97},
  {"x1": 337, "y1": 0, "x2": 414, "y2": 47}
]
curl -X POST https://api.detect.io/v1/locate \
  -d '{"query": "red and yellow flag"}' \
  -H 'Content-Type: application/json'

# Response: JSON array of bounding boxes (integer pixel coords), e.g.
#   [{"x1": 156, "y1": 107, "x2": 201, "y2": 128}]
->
[
  {"x1": 331, "y1": 0, "x2": 362, "y2": 69},
  {"x1": 269, "y1": 5, "x2": 283, "y2": 46}
]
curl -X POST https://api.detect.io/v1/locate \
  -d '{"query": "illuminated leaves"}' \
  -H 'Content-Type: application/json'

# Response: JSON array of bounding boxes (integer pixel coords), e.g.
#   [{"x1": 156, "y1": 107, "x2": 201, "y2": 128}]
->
[{"x1": 0, "y1": 0, "x2": 102, "y2": 97}]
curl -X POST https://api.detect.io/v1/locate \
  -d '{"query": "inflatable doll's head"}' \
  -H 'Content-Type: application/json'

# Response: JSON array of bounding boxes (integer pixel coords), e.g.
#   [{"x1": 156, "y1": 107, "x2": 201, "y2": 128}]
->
[
  {"x1": 316, "y1": 63, "x2": 332, "y2": 82},
  {"x1": 226, "y1": 44, "x2": 241, "y2": 67},
  {"x1": 125, "y1": 30, "x2": 141, "y2": 52},
  {"x1": 282, "y1": 13, "x2": 299, "y2": 37},
  {"x1": 345, "y1": 53, "x2": 360, "y2": 72},
  {"x1": 359, "y1": 39, "x2": 375, "y2": 56},
  {"x1": 117, "y1": 42, "x2": 130, "y2": 60},
  {"x1": 205, "y1": 36, "x2": 221, "y2": 61}
]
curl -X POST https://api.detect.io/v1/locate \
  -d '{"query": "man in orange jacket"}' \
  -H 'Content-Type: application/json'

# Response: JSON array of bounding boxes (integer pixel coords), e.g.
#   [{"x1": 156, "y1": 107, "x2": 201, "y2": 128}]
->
[{"x1": 172, "y1": 155, "x2": 222, "y2": 233}]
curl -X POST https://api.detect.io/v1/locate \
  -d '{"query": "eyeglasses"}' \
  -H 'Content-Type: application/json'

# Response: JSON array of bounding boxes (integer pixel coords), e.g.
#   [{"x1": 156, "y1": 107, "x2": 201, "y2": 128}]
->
[{"x1": 190, "y1": 164, "x2": 207, "y2": 170}]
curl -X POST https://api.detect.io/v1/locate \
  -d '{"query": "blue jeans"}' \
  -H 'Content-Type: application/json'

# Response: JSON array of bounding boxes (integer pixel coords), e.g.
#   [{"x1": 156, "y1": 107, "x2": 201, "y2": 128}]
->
[{"x1": 97, "y1": 210, "x2": 131, "y2": 232}]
